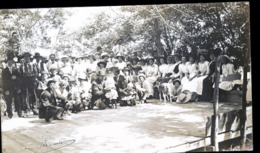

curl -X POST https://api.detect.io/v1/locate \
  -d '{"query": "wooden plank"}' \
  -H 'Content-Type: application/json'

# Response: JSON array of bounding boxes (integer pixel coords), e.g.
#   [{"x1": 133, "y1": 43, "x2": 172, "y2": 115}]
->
[{"x1": 158, "y1": 127, "x2": 252, "y2": 153}]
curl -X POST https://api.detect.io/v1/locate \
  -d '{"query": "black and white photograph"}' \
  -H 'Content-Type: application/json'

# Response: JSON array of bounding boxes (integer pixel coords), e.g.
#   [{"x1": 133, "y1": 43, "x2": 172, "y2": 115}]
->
[{"x1": 0, "y1": 1, "x2": 253, "y2": 152}]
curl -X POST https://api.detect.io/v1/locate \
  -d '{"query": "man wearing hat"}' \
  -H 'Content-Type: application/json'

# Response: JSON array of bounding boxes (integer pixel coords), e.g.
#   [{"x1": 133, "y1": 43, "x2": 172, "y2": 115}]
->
[
  {"x1": 46, "y1": 53, "x2": 60, "y2": 72},
  {"x1": 19, "y1": 52, "x2": 39, "y2": 115},
  {"x1": 39, "y1": 80, "x2": 64, "y2": 122},
  {"x1": 2, "y1": 57, "x2": 23, "y2": 118},
  {"x1": 59, "y1": 56, "x2": 73, "y2": 77},
  {"x1": 34, "y1": 52, "x2": 48, "y2": 76},
  {"x1": 135, "y1": 74, "x2": 148, "y2": 103},
  {"x1": 112, "y1": 39, "x2": 128, "y2": 56}
]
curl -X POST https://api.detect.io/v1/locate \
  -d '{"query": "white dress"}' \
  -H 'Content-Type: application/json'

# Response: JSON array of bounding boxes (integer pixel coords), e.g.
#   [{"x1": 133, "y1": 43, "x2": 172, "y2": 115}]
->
[
  {"x1": 145, "y1": 64, "x2": 159, "y2": 96},
  {"x1": 104, "y1": 77, "x2": 118, "y2": 100},
  {"x1": 159, "y1": 64, "x2": 169, "y2": 77},
  {"x1": 181, "y1": 62, "x2": 198, "y2": 93},
  {"x1": 195, "y1": 61, "x2": 209, "y2": 95},
  {"x1": 219, "y1": 63, "x2": 236, "y2": 91}
]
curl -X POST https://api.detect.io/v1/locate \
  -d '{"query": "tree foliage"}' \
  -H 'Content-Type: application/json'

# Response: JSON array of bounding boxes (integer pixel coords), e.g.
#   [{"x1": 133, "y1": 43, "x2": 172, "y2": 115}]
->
[{"x1": 0, "y1": 2, "x2": 250, "y2": 68}]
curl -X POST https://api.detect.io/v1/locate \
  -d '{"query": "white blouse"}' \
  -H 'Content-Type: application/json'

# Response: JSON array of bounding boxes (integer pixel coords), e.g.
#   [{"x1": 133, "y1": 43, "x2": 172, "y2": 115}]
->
[
  {"x1": 116, "y1": 62, "x2": 127, "y2": 70},
  {"x1": 179, "y1": 62, "x2": 190, "y2": 75},
  {"x1": 198, "y1": 61, "x2": 209, "y2": 75},
  {"x1": 145, "y1": 64, "x2": 159, "y2": 77},
  {"x1": 159, "y1": 64, "x2": 169, "y2": 77},
  {"x1": 187, "y1": 63, "x2": 198, "y2": 78},
  {"x1": 222, "y1": 63, "x2": 235, "y2": 76}
]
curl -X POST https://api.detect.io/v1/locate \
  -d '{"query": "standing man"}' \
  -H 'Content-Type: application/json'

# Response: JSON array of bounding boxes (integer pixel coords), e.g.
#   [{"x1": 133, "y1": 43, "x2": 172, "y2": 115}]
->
[
  {"x1": 34, "y1": 52, "x2": 48, "y2": 77},
  {"x1": 112, "y1": 39, "x2": 128, "y2": 56},
  {"x1": 2, "y1": 57, "x2": 23, "y2": 118},
  {"x1": 46, "y1": 54, "x2": 60, "y2": 72},
  {"x1": 19, "y1": 52, "x2": 38, "y2": 115}
]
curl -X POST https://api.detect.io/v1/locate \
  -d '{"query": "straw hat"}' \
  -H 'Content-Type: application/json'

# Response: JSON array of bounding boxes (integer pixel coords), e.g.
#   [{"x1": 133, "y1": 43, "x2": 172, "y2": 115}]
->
[{"x1": 176, "y1": 91, "x2": 192, "y2": 104}]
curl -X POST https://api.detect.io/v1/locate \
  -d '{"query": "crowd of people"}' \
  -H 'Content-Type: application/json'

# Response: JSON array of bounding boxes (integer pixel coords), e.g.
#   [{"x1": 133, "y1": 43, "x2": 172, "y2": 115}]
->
[{"x1": 0, "y1": 39, "x2": 245, "y2": 122}]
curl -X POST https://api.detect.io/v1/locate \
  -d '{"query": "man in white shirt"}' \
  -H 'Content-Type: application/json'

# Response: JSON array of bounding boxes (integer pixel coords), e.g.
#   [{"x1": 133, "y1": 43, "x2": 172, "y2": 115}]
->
[{"x1": 112, "y1": 39, "x2": 128, "y2": 56}]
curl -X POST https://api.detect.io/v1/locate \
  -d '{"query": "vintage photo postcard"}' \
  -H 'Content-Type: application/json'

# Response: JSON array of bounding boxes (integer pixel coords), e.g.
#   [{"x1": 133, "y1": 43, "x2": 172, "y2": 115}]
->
[{"x1": 0, "y1": 2, "x2": 252, "y2": 152}]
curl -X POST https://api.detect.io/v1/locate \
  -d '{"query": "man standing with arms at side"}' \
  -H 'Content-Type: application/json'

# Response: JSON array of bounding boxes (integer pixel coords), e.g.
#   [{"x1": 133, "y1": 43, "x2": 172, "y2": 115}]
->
[
  {"x1": 2, "y1": 57, "x2": 23, "y2": 118},
  {"x1": 19, "y1": 52, "x2": 38, "y2": 116}
]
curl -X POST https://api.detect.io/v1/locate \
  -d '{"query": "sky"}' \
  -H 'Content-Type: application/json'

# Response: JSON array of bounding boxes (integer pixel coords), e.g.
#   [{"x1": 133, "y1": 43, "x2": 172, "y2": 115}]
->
[{"x1": 62, "y1": 6, "x2": 121, "y2": 32}]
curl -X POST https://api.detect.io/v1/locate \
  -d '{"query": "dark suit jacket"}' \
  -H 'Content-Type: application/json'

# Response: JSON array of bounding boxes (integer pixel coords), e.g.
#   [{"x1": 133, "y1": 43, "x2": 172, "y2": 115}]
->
[
  {"x1": 40, "y1": 88, "x2": 57, "y2": 107},
  {"x1": 2, "y1": 66, "x2": 22, "y2": 91}
]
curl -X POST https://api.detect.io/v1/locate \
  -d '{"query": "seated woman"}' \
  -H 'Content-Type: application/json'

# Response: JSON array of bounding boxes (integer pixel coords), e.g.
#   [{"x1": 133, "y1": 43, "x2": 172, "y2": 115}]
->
[
  {"x1": 158, "y1": 56, "x2": 168, "y2": 78},
  {"x1": 144, "y1": 56, "x2": 159, "y2": 98},
  {"x1": 195, "y1": 52, "x2": 210, "y2": 99},
  {"x1": 129, "y1": 57, "x2": 142, "y2": 76},
  {"x1": 181, "y1": 55, "x2": 199, "y2": 94},
  {"x1": 118, "y1": 75, "x2": 136, "y2": 106},
  {"x1": 218, "y1": 55, "x2": 241, "y2": 91}
]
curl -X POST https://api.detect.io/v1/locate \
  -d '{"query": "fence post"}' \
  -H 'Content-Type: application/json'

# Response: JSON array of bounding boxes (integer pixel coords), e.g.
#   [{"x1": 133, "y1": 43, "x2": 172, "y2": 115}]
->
[{"x1": 211, "y1": 55, "x2": 221, "y2": 151}]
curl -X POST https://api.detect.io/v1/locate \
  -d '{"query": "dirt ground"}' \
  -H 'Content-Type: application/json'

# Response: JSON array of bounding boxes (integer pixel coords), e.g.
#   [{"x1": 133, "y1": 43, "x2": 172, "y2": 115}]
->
[{"x1": 1, "y1": 100, "x2": 249, "y2": 153}]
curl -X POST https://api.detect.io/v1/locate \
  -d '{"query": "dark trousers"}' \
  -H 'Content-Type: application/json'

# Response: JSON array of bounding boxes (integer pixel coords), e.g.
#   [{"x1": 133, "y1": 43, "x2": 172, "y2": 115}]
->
[
  {"x1": 137, "y1": 91, "x2": 145, "y2": 100},
  {"x1": 5, "y1": 90, "x2": 23, "y2": 117},
  {"x1": 90, "y1": 94, "x2": 105, "y2": 109},
  {"x1": 22, "y1": 88, "x2": 38, "y2": 113},
  {"x1": 45, "y1": 105, "x2": 64, "y2": 121}
]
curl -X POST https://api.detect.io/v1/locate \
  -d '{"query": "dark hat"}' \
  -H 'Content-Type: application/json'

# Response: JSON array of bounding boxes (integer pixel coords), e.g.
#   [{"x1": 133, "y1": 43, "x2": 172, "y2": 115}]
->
[
  {"x1": 97, "y1": 60, "x2": 107, "y2": 67},
  {"x1": 49, "y1": 54, "x2": 56, "y2": 57},
  {"x1": 172, "y1": 78, "x2": 181, "y2": 85},
  {"x1": 22, "y1": 52, "x2": 32, "y2": 57},
  {"x1": 116, "y1": 39, "x2": 123, "y2": 43},
  {"x1": 34, "y1": 52, "x2": 41, "y2": 58},
  {"x1": 130, "y1": 57, "x2": 139, "y2": 63},
  {"x1": 97, "y1": 46, "x2": 102, "y2": 51},
  {"x1": 109, "y1": 66, "x2": 120, "y2": 72},
  {"x1": 47, "y1": 79, "x2": 56, "y2": 86},
  {"x1": 61, "y1": 56, "x2": 69, "y2": 61}
]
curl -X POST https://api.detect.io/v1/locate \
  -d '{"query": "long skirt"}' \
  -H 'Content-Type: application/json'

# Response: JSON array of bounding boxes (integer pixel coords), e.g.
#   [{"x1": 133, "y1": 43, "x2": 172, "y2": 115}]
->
[
  {"x1": 181, "y1": 76, "x2": 199, "y2": 93},
  {"x1": 195, "y1": 75, "x2": 208, "y2": 95},
  {"x1": 200, "y1": 76, "x2": 214, "y2": 102},
  {"x1": 145, "y1": 76, "x2": 158, "y2": 97}
]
